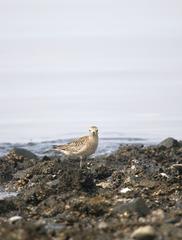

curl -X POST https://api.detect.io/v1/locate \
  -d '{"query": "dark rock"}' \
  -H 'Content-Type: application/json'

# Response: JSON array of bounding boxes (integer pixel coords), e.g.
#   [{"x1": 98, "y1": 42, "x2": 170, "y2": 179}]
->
[
  {"x1": 0, "y1": 141, "x2": 181, "y2": 239},
  {"x1": 0, "y1": 221, "x2": 49, "y2": 240},
  {"x1": 171, "y1": 164, "x2": 182, "y2": 174},
  {"x1": 130, "y1": 198, "x2": 150, "y2": 216},
  {"x1": 34, "y1": 196, "x2": 65, "y2": 218},
  {"x1": 6, "y1": 147, "x2": 38, "y2": 161},
  {"x1": 41, "y1": 155, "x2": 50, "y2": 161},
  {"x1": 72, "y1": 196, "x2": 109, "y2": 216},
  {"x1": 0, "y1": 198, "x2": 17, "y2": 214},
  {"x1": 78, "y1": 168, "x2": 96, "y2": 192},
  {"x1": 159, "y1": 137, "x2": 180, "y2": 148},
  {"x1": 92, "y1": 164, "x2": 113, "y2": 180},
  {"x1": 113, "y1": 197, "x2": 150, "y2": 217},
  {"x1": 0, "y1": 158, "x2": 15, "y2": 183}
]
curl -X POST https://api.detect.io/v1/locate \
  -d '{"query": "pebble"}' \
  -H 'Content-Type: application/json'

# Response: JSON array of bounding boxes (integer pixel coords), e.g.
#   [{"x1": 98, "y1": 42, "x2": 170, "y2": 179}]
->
[
  {"x1": 131, "y1": 225, "x2": 156, "y2": 239},
  {"x1": 98, "y1": 221, "x2": 108, "y2": 229},
  {"x1": 96, "y1": 181, "x2": 111, "y2": 189},
  {"x1": 159, "y1": 173, "x2": 169, "y2": 178},
  {"x1": 8, "y1": 216, "x2": 22, "y2": 224},
  {"x1": 120, "y1": 187, "x2": 132, "y2": 193}
]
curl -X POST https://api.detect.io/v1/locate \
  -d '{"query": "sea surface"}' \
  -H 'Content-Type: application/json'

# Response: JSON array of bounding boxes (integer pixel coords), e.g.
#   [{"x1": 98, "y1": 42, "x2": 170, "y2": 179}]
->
[{"x1": 0, "y1": 136, "x2": 154, "y2": 158}]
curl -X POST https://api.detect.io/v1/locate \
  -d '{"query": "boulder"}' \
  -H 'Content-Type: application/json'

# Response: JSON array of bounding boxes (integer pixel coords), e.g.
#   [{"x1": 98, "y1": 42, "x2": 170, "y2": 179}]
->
[
  {"x1": 159, "y1": 138, "x2": 180, "y2": 148},
  {"x1": 113, "y1": 197, "x2": 150, "y2": 217},
  {"x1": 6, "y1": 147, "x2": 38, "y2": 161}
]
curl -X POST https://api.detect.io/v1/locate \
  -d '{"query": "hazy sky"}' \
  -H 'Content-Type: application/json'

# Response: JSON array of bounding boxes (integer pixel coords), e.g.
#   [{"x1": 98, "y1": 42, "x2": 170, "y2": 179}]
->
[
  {"x1": 0, "y1": 1, "x2": 181, "y2": 142},
  {"x1": 0, "y1": 0, "x2": 182, "y2": 73}
]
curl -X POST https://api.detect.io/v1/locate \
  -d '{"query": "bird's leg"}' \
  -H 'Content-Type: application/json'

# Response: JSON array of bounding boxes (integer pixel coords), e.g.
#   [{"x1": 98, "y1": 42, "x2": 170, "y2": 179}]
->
[{"x1": 80, "y1": 156, "x2": 83, "y2": 168}]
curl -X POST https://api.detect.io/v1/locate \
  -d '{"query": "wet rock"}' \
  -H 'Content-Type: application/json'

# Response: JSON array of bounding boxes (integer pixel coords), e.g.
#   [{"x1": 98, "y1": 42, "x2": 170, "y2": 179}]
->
[
  {"x1": 0, "y1": 148, "x2": 38, "y2": 183},
  {"x1": 131, "y1": 225, "x2": 156, "y2": 240},
  {"x1": 92, "y1": 164, "x2": 113, "y2": 180},
  {"x1": 0, "y1": 198, "x2": 17, "y2": 214},
  {"x1": 159, "y1": 137, "x2": 180, "y2": 148},
  {"x1": 78, "y1": 168, "x2": 96, "y2": 192},
  {"x1": 6, "y1": 147, "x2": 38, "y2": 161},
  {"x1": 0, "y1": 158, "x2": 16, "y2": 183},
  {"x1": 0, "y1": 141, "x2": 182, "y2": 239}
]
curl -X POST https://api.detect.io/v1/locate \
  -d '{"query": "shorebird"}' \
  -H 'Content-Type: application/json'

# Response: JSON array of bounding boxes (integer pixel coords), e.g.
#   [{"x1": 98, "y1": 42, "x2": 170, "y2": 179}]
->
[{"x1": 53, "y1": 126, "x2": 99, "y2": 167}]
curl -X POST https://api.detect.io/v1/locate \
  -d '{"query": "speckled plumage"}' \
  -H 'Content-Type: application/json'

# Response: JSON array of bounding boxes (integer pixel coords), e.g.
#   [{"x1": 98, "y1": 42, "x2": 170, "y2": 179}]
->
[{"x1": 53, "y1": 126, "x2": 99, "y2": 160}]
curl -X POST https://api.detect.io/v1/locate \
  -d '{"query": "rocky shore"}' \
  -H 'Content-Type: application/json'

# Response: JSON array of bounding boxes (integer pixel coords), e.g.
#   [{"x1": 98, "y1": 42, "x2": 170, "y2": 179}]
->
[{"x1": 0, "y1": 137, "x2": 181, "y2": 240}]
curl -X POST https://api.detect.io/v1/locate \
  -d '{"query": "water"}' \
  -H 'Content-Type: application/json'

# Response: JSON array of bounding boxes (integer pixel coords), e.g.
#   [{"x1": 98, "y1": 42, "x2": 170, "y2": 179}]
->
[
  {"x1": 0, "y1": 189, "x2": 17, "y2": 200},
  {"x1": 0, "y1": 136, "x2": 153, "y2": 158}
]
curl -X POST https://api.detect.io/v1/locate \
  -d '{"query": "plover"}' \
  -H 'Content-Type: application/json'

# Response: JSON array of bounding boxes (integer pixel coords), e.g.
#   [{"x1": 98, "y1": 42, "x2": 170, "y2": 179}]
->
[{"x1": 53, "y1": 126, "x2": 99, "y2": 167}]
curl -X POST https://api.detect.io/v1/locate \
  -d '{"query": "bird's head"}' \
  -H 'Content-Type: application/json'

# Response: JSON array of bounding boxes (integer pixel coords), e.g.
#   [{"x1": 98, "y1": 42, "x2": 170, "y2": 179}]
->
[{"x1": 89, "y1": 126, "x2": 99, "y2": 137}]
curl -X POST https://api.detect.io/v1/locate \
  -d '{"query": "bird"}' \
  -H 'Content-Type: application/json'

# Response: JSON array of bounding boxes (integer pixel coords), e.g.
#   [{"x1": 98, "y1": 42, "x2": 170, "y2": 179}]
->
[{"x1": 53, "y1": 126, "x2": 99, "y2": 167}]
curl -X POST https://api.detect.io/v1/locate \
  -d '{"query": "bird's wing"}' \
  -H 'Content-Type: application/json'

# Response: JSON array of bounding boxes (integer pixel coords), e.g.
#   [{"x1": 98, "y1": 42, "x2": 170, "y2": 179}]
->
[{"x1": 54, "y1": 136, "x2": 88, "y2": 152}]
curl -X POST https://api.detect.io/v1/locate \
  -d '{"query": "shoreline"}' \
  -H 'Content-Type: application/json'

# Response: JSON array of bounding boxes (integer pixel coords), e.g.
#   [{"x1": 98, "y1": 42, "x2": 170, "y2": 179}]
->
[{"x1": 0, "y1": 137, "x2": 181, "y2": 239}]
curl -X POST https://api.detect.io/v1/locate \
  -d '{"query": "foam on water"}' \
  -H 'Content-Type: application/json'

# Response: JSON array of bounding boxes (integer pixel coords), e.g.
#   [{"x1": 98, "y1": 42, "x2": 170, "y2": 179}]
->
[{"x1": 0, "y1": 190, "x2": 17, "y2": 200}]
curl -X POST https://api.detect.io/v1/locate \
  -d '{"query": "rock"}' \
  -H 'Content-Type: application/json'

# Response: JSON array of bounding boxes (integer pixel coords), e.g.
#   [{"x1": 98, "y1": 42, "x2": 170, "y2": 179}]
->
[
  {"x1": 0, "y1": 142, "x2": 182, "y2": 239},
  {"x1": 131, "y1": 225, "x2": 156, "y2": 240},
  {"x1": 129, "y1": 198, "x2": 150, "y2": 216},
  {"x1": 113, "y1": 197, "x2": 150, "y2": 217},
  {"x1": 8, "y1": 215, "x2": 22, "y2": 223},
  {"x1": 171, "y1": 164, "x2": 182, "y2": 172},
  {"x1": 96, "y1": 181, "x2": 111, "y2": 189},
  {"x1": 159, "y1": 173, "x2": 169, "y2": 178},
  {"x1": 150, "y1": 209, "x2": 165, "y2": 223},
  {"x1": 6, "y1": 147, "x2": 38, "y2": 161},
  {"x1": 0, "y1": 198, "x2": 17, "y2": 214},
  {"x1": 92, "y1": 164, "x2": 113, "y2": 180},
  {"x1": 159, "y1": 138, "x2": 180, "y2": 148},
  {"x1": 98, "y1": 221, "x2": 108, "y2": 229},
  {"x1": 120, "y1": 187, "x2": 132, "y2": 193}
]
